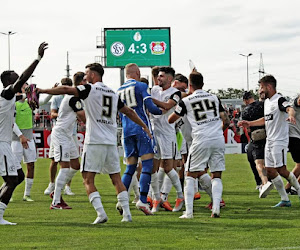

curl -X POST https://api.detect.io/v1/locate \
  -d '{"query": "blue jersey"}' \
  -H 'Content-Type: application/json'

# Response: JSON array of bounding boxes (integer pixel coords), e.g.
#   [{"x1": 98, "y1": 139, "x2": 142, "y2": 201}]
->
[{"x1": 118, "y1": 79, "x2": 162, "y2": 138}]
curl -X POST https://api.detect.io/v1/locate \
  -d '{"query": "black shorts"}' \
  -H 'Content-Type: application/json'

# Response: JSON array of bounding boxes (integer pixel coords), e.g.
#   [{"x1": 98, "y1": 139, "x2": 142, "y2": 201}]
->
[
  {"x1": 289, "y1": 137, "x2": 300, "y2": 163},
  {"x1": 248, "y1": 141, "x2": 265, "y2": 161}
]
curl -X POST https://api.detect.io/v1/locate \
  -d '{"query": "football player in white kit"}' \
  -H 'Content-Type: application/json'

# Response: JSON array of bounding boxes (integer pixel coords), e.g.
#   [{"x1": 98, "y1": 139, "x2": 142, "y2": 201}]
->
[
  {"x1": 37, "y1": 86, "x2": 85, "y2": 209},
  {"x1": 0, "y1": 42, "x2": 48, "y2": 225},
  {"x1": 238, "y1": 75, "x2": 300, "y2": 207},
  {"x1": 37, "y1": 63, "x2": 152, "y2": 224},
  {"x1": 169, "y1": 71, "x2": 230, "y2": 218},
  {"x1": 150, "y1": 67, "x2": 184, "y2": 213}
]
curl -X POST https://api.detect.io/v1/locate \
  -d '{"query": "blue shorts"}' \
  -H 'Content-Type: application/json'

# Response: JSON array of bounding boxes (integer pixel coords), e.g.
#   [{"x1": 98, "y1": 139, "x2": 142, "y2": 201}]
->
[{"x1": 124, "y1": 133, "x2": 156, "y2": 158}]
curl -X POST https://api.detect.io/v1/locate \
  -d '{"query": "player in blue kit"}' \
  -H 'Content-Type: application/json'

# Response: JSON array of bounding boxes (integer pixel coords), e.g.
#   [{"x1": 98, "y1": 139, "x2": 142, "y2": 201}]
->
[{"x1": 117, "y1": 63, "x2": 163, "y2": 215}]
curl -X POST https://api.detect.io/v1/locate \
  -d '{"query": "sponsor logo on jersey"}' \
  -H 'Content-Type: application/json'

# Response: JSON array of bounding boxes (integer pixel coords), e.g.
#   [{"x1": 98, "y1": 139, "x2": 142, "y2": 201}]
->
[
  {"x1": 172, "y1": 94, "x2": 180, "y2": 103},
  {"x1": 150, "y1": 42, "x2": 166, "y2": 55},
  {"x1": 75, "y1": 101, "x2": 82, "y2": 110},
  {"x1": 265, "y1": 113, "x2": 273, "y2": 121},
  {"x1": 175, "y1": 105, "x2": 182, "y2": 114},
  {"x1": 282, "y1": 101, "x2": 289, "y2": 108},
  {"x1": 111, "y1": 42, "x2": 125, "y2": 57},
  {"x1": 77, "y1": 85, "x2": 86, "y2": 91}
]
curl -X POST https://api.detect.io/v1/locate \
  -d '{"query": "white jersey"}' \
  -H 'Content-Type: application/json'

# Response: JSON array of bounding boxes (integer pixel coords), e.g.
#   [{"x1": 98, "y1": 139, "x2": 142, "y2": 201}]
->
[
  {"x1": 151, "y1": 85, "x2": 181, "y2": 136},
  {"x1": 264, "y1": 93, "x2": 290, "y2": 146},
  {"x1": 52, "y1": 95, "x2": 83, "y2": 138},
  {"x1": 0, "y1": 86, "x2": 16, "y2": 143},
  {"x1": 175, "y1": 115, "x2": 193, "y2": 147},
  {"x1": 174, "y1": 89, "x2": 224, "y2": 143},
  {"x1": 76, "y1": 82, "x2": 124, "y2": 145}
]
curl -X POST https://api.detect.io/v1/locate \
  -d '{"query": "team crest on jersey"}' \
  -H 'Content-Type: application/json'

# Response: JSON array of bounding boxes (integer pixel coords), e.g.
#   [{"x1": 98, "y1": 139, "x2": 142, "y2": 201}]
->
[
  {"x1": 163, "y1": 96, "x2": 170, "y2": 102},
  {"x1": 150, "y1": 42, "x2": 166, "y2": 55},
  {"x1": 270, "y1": 105, "x2": 276, "y2": 111}
]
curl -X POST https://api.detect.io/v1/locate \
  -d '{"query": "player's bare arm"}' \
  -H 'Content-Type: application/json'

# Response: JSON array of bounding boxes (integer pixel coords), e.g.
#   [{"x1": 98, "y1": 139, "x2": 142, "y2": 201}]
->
[
  {"x1": 12, "y1": 42, "x2": 48, "y2": 93},
  {"x1": 152, "y1": 98, "x2": 177, "y2": 111},
  {"x1": 76, "y1": 110, "x2": 86, "y2": 124},
  {"x1": 238, "y1": 117, "x2": 265, "y2": 128},
  {"x1": 220, "y1": 111, "x2": 230, "y2": 131},
  {"x1": 168, "y1": 112, "x2": 180, "y2": 124},
  {"x1": 37, "y1": 85, "x2": 79, "y2": 97},
  {"x1": 286, "y1": 106, "x2": 296, "y2": 124},
  {"x1": 119, "y1": 105, "x2": 152, "y2": 139}
]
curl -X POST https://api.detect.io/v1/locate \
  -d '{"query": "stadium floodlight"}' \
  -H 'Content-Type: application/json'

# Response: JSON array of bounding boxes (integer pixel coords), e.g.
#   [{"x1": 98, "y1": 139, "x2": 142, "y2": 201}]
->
[
  {"x1": 0, "y1": 31, "x2": 17, "y2": 70},
  {"x1": 239, "y1": 53, "x2": 252, "y2": 91}
]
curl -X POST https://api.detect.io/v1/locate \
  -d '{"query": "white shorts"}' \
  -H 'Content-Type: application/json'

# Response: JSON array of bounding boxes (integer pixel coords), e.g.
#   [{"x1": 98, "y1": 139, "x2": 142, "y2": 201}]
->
[
  {"x1": 11, "y1": 140, "x2": 37, "y2": 164},
  {"x1": 180, "y1": 137, "x2": 188, "y2": 155},
  {"x1": 0, "y1": 142, "x2": 21, "y2": 176},
  {"x1": 186, "y1": 138, "x2": 225, "y2": 173},
  {"x1": 52, "y1": 131, "x2": 79, "y2": 162},
  {"x1": 154, "y1": 132, "x2": 177, "y2": 160},
  {"x1": 49, "y1": 139, "x2": 54, "y2": 159},
  {"x1": 72, "y1": 135, "x2": 79, "y2": 154},
  {"x1": 265, "y1": 143, "x2": 287, "y2": 168},
  {"x1": 80, "y1": 144, "x2": 120, "y2": 174}
]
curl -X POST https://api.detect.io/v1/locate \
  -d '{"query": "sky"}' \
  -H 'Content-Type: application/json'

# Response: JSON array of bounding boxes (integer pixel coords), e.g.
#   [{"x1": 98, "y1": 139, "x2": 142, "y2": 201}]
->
[{"x1": 1, "y1": 0, "x2": 300, "y2": 98}]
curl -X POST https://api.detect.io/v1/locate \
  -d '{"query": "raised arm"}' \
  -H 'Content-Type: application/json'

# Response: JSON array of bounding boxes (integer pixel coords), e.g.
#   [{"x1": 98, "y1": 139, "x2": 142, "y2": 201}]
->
[{"x1": 12, "y1": 42, "x2": 48, "y2": 93}]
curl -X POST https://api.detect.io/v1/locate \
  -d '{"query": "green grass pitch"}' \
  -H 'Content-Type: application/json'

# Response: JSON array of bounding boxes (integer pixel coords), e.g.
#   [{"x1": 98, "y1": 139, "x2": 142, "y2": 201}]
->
[{"x1": 1, "y1": 154, "x2": 300, "y2": 249}]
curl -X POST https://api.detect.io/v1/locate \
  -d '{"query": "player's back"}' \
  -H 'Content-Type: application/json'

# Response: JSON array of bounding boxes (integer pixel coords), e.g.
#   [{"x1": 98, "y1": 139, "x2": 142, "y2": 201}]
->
[
  {"x1": 183, "y1": 89, "x2": 224, "y2": 142},
  {"x1": 81, "y1": 82, "x2": 119, "y2": 145},
  {"x1": 53, "y1": 95, "x2": 82, "y2": 137},
  {"x1": 118, "y1": 79, "x2": 150, "y2": 137}
]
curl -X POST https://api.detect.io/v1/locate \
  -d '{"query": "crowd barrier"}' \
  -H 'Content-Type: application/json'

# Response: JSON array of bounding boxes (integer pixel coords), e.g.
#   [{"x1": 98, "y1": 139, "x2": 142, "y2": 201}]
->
[{"x1": 33, "y1": 128, "x2": 246, "y2": 158}]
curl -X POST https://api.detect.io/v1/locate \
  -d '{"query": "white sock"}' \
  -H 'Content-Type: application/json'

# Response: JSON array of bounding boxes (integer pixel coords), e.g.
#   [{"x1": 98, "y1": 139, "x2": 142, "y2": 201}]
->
[
  {"x1": 167, "y1": 169, "x2": 183, "y2": 198},
  {"x1": 161, "y1": 175, "x2": 172, "y2": 201},
  {"x1": 287, "y1": 172, "x2": 300, "y2": 195},
  {"x1": 272, "y1": 175, "x2": 289, "y2": 201},
  {"x1": 151, "y1": 172, "x2": 160, "y2": 200},
  {"x1": 132, "y1": 172, "x2": 140, "y2": 198},
  {"x1": 65, "y1": 168, "x2": 78, "y2": 184},
  {"x1": 158, "y1": 167, "x2": 165, "y2": 191},
  {"x1": 53, "y1": 168, "x2": 69, "y2": 205},
  {"x1": 199, "y1": 173, "x2": 212, "y2": 199},
  {"x1": 184, "y1": 176, "x2": 195, "y2": 215},
  {"x1": 211, "y1": 178, "x2": 223, "y2": 214},
  {"x1": 89, "y1": 191, "x2": 106, "y2": 217},
  {"x1": 24, "y1": 178, "x2": 34, "y2": 196},
  {"x1": 148, "y1": 185, "x2": 153, "y2": 200},
  {"x1": 0, "y1": 202, "x2": 6, "y2": 219},
  {"x1": 194, "y1": 178, "x2": 199, "y2": 193},
  {"x1": 117, "y1": 191, "x2": 131, "y2": 218}
]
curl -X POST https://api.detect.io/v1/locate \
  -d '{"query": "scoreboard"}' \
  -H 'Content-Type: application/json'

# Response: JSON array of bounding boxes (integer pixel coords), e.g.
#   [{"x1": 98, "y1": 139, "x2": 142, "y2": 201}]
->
[{"x1": 104, "y1": 27, "x2": 171, "y2": 67}]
